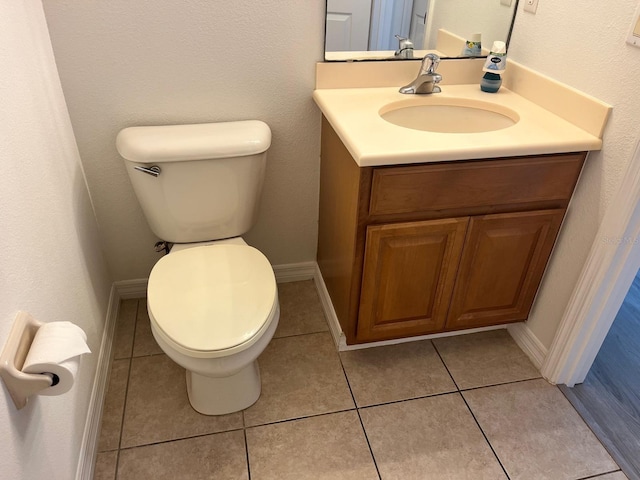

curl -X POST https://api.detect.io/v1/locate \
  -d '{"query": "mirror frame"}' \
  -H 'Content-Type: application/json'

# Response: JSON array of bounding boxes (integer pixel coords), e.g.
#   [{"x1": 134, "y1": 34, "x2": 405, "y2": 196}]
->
[{"x1": 323, "y1": 0, "x2": 520, "y2": 62}]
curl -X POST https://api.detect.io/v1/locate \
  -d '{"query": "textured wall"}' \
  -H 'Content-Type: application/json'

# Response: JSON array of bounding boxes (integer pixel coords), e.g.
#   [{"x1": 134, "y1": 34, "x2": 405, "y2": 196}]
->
[
  {"x1": 508, "y1": 1, "x2": 640, "y2": 347},
  {"x1": 0, "y1": 1, "x2": 112, "y2": 478},
  {"x1": 43, "y1": 0, "x2": 326, "y2": 281}
]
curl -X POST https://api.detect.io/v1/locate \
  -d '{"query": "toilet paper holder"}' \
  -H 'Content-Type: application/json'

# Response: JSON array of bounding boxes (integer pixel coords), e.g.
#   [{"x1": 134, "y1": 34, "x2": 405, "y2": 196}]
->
[{"x1": 0, "y1": 311, "x2": 54, "y2": 409}]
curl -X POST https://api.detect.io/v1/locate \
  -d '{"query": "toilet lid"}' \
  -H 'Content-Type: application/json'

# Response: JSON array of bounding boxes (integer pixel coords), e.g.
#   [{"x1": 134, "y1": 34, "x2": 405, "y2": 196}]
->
[{"x1": 147, "y1": 245, "x2": 277, "y2": 352}]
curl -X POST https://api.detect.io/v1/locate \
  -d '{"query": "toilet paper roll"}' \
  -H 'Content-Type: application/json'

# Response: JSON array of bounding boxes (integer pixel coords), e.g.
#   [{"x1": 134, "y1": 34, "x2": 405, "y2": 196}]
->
[{"x1": 22, "y1": 321, "x2": 91, "y2": 396}]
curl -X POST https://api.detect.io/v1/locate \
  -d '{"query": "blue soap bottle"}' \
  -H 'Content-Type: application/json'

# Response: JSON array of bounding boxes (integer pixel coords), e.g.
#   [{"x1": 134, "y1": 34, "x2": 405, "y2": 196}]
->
[
  {"x1": 480, "y1": 41, "x2": 507, "y2": 93},
  {"x1": 481, "y1": 72, "x2": 502, "y2": 93}
]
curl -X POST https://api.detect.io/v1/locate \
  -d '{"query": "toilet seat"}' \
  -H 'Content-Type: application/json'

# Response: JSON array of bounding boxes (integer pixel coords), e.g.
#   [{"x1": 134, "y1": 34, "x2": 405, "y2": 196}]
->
[{"x1": 147, "y1": 244, "x2": 278, "y2": 359}]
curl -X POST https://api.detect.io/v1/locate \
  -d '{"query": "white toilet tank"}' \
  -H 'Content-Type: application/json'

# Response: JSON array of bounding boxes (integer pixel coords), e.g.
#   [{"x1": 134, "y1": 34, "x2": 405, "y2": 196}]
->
[{"x1": 117, "y1": 121, "x2": 271, "y2": 243}]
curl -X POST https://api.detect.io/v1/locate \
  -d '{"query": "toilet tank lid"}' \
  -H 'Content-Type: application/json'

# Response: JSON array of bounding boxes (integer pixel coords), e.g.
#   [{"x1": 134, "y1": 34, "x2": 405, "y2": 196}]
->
[{"x1": 116, "y1": 120, "x2": 271, "y2": 164}]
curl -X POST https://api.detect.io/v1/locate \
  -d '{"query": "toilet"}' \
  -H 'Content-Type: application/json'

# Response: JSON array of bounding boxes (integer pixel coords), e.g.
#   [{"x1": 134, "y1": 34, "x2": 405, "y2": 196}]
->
[{"x1": 116, "y1": 120, "x2": 280, "y2": 415}]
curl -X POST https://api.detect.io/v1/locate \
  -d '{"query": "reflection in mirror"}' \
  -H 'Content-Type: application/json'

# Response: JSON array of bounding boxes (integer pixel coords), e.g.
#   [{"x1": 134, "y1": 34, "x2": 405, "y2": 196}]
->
[{"x1": 325, "y1": 0, "x2": 518, "y2": 61}]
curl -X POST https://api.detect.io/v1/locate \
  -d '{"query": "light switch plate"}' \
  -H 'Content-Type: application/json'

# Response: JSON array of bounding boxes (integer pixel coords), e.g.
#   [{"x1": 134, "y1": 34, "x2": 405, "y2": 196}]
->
[
  {"x1": 524, "y1": 0, "x2": 538, "y2": 14},
  {"x1": 627, "y1": 2, "x2": 640, "y2": 47},
  {"x1": 501, "y1": 0, "x2": 513, "y2": 6}
]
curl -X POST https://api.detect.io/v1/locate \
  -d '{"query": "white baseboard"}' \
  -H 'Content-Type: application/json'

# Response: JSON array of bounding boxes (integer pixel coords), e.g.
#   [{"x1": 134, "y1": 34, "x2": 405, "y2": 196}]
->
[
  {"x1": 113, "y1": 278, "x2": 147, "y2": 299},
  {"x1": 75, "y1": 285, "x2": 120, "y2": 480},
  {"x1": 273, "y1": 262, "x2": 317, "y2": 283},
  {"x1": 312, "y1": 263, "x2": 348, "y2": 349},
  {"x1": 507, "y1": 322, "x2": 548, "y2": 370}
]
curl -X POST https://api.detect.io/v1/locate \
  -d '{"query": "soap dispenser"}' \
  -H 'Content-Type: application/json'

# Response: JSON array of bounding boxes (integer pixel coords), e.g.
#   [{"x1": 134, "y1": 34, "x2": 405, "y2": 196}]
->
[
  {"x1": 461, "y1": 34, "x2": 482, "y2": 57},
  {"x1": 480, "y1": 41, "x2": 507, "y2": 93}
]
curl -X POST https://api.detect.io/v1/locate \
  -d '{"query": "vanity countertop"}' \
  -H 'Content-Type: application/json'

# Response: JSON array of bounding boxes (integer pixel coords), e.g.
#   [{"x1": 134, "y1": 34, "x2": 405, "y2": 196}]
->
[{"x1": 313, "y1": 85, "x2": 604, "y2": 167}]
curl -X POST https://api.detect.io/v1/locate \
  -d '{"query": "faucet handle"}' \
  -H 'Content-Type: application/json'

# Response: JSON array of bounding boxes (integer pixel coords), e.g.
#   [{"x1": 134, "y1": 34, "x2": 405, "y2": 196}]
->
[
  {"x1": 394, "y1": 35, "x2": 414, "y2": 58},
  {"x1": 420, "y1": 53, "x2": 440, "y2": 75},
  {"x1": 395, "y1": 35, "x2": 413, "y2": 46}
]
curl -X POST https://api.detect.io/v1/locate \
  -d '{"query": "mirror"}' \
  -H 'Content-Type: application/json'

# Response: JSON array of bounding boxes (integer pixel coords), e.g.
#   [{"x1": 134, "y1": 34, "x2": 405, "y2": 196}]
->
[{"x1": 325, "y1": 0, "x2": 518, "y2": 61}]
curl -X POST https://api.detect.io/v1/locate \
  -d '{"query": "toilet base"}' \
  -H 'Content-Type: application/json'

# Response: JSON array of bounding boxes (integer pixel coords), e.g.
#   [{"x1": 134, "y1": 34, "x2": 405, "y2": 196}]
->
[{"x1": 186, "y1": 360, "x2": 261, "y2": 415}]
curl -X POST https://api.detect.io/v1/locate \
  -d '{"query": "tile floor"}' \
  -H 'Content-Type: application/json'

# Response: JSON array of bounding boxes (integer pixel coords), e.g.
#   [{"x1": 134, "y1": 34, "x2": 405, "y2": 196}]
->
[{"x1": 94, "y1": 280, "x2": 627, "y2": 480}]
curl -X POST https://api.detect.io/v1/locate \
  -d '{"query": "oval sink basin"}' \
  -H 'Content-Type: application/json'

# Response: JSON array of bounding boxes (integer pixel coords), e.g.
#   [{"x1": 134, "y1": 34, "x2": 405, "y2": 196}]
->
[{"x1": 380, "y1": 98, "x2": 519, "y2": 133}]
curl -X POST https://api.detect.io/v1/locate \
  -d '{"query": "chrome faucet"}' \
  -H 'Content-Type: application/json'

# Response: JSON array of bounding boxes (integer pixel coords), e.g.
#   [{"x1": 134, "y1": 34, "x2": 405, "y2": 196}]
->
[
  {"x1": 394, "y1": 35, "x2": 414, "y2": 59},
  {"x1": 399, "y1": 53, "x2": 442, "y2": 94}
]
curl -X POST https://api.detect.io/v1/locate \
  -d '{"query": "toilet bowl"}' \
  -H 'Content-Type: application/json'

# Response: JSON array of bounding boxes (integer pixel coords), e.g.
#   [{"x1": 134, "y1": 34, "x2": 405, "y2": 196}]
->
[
  {"x1": 116, "y1": 120, "x2": 278, "y2": 415},
  {"x1": 147, "y1": 240, "x2": 279, "y2": 415}
]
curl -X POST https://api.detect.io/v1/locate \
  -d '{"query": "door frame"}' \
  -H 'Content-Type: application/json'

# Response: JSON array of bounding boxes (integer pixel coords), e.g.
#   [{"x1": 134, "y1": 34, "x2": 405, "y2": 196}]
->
[
  {"x1": 370, "y1": 0, "x2": 414, "y2": 51},
  {"x1": 542, "y1": 140, "x2": 640, "y2": 386}
]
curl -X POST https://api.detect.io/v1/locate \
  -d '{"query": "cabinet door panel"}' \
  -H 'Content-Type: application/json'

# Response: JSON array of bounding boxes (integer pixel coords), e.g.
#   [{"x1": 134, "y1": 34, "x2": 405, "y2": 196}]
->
[
  {"x1": 357, "y1": 218, "x2": 468, "y2": 342},
  {"x1": 446, "y1": 210, "x2": 564, "y2": 330}
]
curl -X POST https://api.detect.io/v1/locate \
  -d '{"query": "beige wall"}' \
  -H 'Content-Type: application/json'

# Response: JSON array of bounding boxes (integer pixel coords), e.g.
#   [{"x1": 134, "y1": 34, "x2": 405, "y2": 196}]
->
[
  {"x1": 0, "y1": 1, "x2": 112, "y2": 478},
  {"x1": 508, "y1": 1, "x2": 640, "y2": 347},
  {"x1": 43, "y1": 0, "x2": 326, "y2": 281}
]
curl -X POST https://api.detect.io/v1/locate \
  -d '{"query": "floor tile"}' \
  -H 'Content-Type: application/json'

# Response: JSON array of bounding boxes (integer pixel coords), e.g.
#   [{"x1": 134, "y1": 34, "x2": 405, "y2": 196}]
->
[
  {"x1": 243, "y1": 332, "x2": 354, "y2": 427},
  {"x1": 246, "y1": 411, "x2": 378, "y2": 480},
  {"x1": 97, "y1": 359, "x2": 129, "y2": 452},
  {"x1": 340, "y1": 340, "x2": 456, "y2": 407},
  {"x1": 433, "y1": 329, "x2": 540, "y2": 389},
  {"x1": 360, "y1": 393, "x2": 506, "y2": 479},
  {"x1": 117, "y1": 430, "x2": 247, "y2": 480},
  {"x1": 463, "y1": 379, "x2": 618, "y2": 480},
  {"x1": 132, "y1": 300, "x2": 163, "y2": 357},
  {"x1": 113, "y1": 300, "x2": 137, "y2": 360},
  {"x1": 93, "y1": 451, "x2": 117, "y2": 480},
  {"x1": 120, "y1": 354, "x2": 243, "y2": 448},
  {"x1": 273, "y1": 280, "x2": 329, "y2": 339}
]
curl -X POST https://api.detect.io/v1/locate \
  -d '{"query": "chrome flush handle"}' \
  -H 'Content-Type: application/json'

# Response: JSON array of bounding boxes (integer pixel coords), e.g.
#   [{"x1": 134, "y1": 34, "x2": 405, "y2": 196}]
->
[{"x1": 134, "y1": 165, "x2": 161, "y2": 177}]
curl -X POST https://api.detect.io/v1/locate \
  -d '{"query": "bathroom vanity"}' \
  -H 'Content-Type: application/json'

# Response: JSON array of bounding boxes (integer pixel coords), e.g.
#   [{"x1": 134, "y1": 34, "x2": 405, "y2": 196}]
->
[
  {"x1": 319, "y1": 117, "x2": 584, "y2": 344},
  {"x1": 313, "y1": 65, "x2": 611, "y2": 346}
]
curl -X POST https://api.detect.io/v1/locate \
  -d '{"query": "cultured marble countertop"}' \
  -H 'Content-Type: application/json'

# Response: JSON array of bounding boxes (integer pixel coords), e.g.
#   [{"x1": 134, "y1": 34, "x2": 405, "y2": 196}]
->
[{"x1": 313, "y1": 85, "x2": 604, "y2": 167}]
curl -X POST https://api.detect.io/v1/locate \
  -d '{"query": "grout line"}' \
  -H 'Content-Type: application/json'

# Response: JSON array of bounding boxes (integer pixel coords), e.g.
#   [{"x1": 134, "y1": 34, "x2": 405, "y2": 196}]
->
[
  {"x1": 243, "y1": 407, "x2": 358, "y2": 431},
  {"x1": 430, "y1": 339, "x2": 460, "y2": 391},
  {"x1": 97, "y1": 447, "x2": 119, "y2": 453},
  {"x1": 575, "y1": 469, "x2": 625, "y2": 480},
  {"x1": 458, "y1": 392, "x2": 512, "y2": 480},
  {"x1": 118, "y1": 406, "x2": 364, "y2": 454},
  {"x1": 243, "y1": 429, "x2": 252, "y2": 480},
  {"x1": 271, "y1": 329, "x2": 333, "y2": 342},
  {"x1": 354, "y1": 408, "x2": 382, "y2": 480},
  {"x1": 458, "y1": 376, "x2": 544, "y2": 393},
  {"x1": 242, "y1": 399, "x2": 251, "y2": 480},
  {"x1": 356, "y1": 389, "x2": 460, "y2": 411},
  {"x1": 337, "y1": 352, "x2": 382, "y2": 480},
  {"x1": 432, "y1": 341, "x2": 512, "y2": 480},
  {"x1": 130, "y1": 351, "x2": 165, "y2": 359},
  {"x1": 118, "y1": 427, "x2": 246, "y2": 451},
  {"x1": 344, "y1": 380, "x2": 544, "y2": 413},
  {"x1": 114, "y1": 298, "x2": 139, "y2": 479}
]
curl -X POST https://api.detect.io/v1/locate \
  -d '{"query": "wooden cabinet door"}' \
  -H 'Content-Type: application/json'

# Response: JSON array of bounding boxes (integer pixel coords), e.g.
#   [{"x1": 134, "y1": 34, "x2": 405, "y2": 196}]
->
[
  {"x1": 445, "y1": 210, "x2": 565, "y2": 330},
  {"x1": 357, "y1": 218, "x2": 468, "y2": 342}
]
